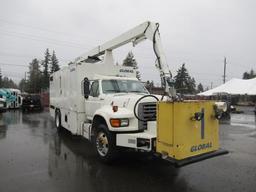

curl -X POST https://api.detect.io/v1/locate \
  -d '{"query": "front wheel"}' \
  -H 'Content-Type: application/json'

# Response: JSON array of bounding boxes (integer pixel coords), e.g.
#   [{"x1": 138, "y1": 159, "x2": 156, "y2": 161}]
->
[{"x1": 94, "y1": 124, "x2": 117, "y2": 163}]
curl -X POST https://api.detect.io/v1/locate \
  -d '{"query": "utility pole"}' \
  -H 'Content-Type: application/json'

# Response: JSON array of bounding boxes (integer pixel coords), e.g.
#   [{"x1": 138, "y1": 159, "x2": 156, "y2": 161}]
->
[
  {"x1": 211, "y1": 82, "x2": 213, "y2": 89},
  {"x1": 223, "y1": 57, "x2": 227, "y2": 84}
]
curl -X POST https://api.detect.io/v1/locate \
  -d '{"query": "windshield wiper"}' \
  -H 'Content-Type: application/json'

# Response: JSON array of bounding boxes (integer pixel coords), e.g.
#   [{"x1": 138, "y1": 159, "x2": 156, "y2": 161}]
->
[
  {"x1": 104, "y1": 90, "x2": 119, "y2": 93},
  {"x1": 129, "y1": 90, "x2": 145, "y2": 93},
  {"x1": 128, "y1": 91, "x2": 148, "y2": 94}
]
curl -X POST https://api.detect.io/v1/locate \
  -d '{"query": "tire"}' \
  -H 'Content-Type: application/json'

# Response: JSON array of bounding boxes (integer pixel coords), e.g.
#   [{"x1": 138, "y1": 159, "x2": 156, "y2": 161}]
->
[
  {"x1": 55, "y1": 110, "x2": 62, "y2": 130},
  {"x1": 94, "y1": 124, "x2": 117, "y2": 163}
]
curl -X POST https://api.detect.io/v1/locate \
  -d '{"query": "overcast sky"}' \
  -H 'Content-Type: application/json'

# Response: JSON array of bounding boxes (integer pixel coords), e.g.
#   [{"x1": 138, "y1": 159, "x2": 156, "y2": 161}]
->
[{"x1": 0, "y1": 0, "x2": 255, "y2": 88}]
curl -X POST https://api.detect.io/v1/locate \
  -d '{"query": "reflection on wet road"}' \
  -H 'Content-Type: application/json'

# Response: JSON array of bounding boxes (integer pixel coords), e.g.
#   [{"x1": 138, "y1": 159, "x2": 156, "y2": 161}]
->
[{"x1": 0, "y1": 109, "x2": 256, "y2": 192}]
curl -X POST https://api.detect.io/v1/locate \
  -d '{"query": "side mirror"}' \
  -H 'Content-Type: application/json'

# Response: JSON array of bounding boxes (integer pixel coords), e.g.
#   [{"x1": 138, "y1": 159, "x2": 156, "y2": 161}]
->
[{"x1": 83, "y1": 78, "x2": 90, "y2": 99}]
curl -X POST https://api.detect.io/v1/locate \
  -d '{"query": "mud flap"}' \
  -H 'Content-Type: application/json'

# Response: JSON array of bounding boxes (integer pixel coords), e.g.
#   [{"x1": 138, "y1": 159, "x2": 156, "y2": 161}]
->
[{"x1": 165, "y1": 149, "x2": 229, "y2": 167}]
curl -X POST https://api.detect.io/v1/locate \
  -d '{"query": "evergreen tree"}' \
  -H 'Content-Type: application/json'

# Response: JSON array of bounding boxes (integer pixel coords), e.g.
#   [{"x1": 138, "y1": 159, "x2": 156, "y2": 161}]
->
[
  {"x1": 243, "y1": 72, "x2": 250, "y2": 79},
  {"x1": 150, "y1": 81, "x2": 154, "y2": 88},
  {"x1": 28, "y1": 58, "x2": 42, "y2": 93},
  {"x1": 123, "y1": 51, "x2": 141, "y2": 80},
  {"x1": 145, "y1": 80, "x2": 154, "y2": 92},
  {"x1": 50, "y1": 50, "x2": 60, "y2": 73},
  {"x1": 145, "y1": 80, "x2": 151, "y2": 88},
  {"x1": 188, "y1": 77, "x2": 196, "y2": 93},
  {"x1": 243, "y1": 69, "x2": 256, "y2": 79},
  {"x1": 174, "y1": 63, "x2": 196, "y2": 94},
  {"x1": 250, "y1": 69, "x2": 255, "y2": 78},
  {"x1": 41, "y1": 48, "x2": 51, "y2": 89},
  {"x1": 197, "y1": 83, "x2": 204, "y2": 93},
  {"x1": 19, "y1": 79, "x2": 28, "y2": 92},
  {"x1": 1, "y1": 77, "x2": 17, "y2": 88}
]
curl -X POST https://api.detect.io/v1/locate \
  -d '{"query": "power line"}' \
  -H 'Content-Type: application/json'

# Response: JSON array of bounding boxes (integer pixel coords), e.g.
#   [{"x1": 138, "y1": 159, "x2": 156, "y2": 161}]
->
[
  {"x1": 0, "y1": 51, "x2": 71, "y2": 63},
  {"x1": 191, "y1": 72, "x2": 222, "y2": 77},
  {"x1": 1, "y1": 75, "x2": 21, "y2": 79},
  {"x1": 1, "y1": 70, "x2": 24, "y2": 74},
  {"x1": 0, "y1": 18, "x2": 95, "y2": 40},
  {"x1": 0, "y1": 62, "x2": 28, "y2": 67},
  {"x1": 0, "y1": 52, "x2": 34, "y2": 58},
  {"x1": 0, "y1": 30, "x2": 89, "y2": 49}
]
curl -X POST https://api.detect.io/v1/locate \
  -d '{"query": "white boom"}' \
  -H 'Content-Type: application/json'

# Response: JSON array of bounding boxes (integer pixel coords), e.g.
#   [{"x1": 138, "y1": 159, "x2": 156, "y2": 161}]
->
[{"x1": 74, "y1": 21, "x2": 176, "y2": 98}]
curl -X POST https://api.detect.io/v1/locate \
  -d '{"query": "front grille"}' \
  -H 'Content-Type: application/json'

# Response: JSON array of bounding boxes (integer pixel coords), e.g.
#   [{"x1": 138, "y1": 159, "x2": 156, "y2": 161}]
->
[{"x1": 138, "y1": 102, "x2": 156, "y2": 130}]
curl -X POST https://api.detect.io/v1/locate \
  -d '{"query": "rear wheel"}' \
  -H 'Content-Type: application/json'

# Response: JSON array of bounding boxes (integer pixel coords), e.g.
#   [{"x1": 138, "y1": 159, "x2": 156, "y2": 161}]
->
[
  {"x1": 55, "y1": 110, "x2": 61, "y2": 130},
  {"x1": 94, "y1": 124, "x2": 117, "y2": 163}
]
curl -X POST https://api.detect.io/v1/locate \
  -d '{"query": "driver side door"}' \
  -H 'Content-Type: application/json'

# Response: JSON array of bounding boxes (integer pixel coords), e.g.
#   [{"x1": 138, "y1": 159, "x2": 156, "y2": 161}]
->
[{"x1": 85, "y1": 80, "x2": 103, "y2": 119}]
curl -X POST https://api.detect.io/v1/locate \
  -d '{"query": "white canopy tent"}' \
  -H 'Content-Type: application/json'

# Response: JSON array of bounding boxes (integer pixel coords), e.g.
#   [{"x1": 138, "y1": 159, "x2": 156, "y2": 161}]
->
[{"x1": 198, "y1": 78, "x2": 256, "y2": 96}]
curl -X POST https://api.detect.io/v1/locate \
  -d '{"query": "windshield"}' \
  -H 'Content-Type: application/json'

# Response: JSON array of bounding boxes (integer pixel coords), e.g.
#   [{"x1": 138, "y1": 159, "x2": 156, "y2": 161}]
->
[{"x1": 102, "y1": 80, "x2": 148, "y2": 94}]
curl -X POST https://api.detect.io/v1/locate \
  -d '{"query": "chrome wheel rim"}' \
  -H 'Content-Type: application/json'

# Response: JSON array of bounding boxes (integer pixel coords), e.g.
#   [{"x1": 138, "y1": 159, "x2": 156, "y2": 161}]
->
[{"x1": 96, "y1": 131, "x2": 109, "y2": 157}]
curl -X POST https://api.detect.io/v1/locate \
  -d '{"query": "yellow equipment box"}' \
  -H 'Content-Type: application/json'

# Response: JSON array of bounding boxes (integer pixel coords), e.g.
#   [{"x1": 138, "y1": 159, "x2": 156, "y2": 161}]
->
[{"x1": 156, "y1": 100, "x2": 221, "y2": 162}]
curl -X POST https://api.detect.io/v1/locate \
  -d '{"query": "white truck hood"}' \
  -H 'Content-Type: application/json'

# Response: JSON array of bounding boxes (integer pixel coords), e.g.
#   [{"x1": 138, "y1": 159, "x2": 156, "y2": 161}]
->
[{"x1": 102, "y1": 93, "x2": 159, "y2": 111}]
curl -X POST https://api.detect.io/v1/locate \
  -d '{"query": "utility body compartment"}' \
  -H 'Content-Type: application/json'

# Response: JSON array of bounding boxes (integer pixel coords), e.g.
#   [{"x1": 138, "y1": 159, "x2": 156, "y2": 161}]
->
[{"x1": 156, "y1": 100, "x2": 220, "y2": 160}]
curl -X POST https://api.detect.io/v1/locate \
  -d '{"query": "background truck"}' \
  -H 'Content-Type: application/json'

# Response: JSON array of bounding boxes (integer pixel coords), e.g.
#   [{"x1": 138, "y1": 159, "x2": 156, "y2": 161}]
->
[
  {"x1": 21, "y1": 93, "x2": 43, "y2": 112},
  {"x1": 0, "y1": 88, "x2": 22, "y2": 109},
  {"x1": 0, "y1": 97, "x2": 7, "y2": 113},
  {"x1": 50, "y1": 21, "x2": 227, "y2": 166}
]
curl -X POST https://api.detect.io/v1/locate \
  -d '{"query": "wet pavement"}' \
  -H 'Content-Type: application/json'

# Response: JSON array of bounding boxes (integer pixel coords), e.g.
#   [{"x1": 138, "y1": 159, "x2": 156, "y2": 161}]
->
[{"x1": 0, "y1": 108, "x2": 256, "y2": 192}]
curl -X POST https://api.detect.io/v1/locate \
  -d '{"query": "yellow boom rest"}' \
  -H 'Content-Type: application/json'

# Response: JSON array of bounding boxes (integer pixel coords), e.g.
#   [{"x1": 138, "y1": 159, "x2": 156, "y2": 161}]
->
[{"x1": 156, "y1": 100, "x2": 220, "y2": 160}]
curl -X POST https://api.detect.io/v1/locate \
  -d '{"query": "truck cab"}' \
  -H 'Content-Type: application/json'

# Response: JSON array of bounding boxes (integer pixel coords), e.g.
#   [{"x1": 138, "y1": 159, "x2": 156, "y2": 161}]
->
[{"x1": 84, "y1": 76, "x2": 155, "y2": 131}]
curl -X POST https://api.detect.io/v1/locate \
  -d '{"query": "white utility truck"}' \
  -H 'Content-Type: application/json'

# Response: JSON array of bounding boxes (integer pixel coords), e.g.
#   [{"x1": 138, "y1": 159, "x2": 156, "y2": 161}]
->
[{"x1": 50, "y1": 21, "x2": 227, "y2": 166}]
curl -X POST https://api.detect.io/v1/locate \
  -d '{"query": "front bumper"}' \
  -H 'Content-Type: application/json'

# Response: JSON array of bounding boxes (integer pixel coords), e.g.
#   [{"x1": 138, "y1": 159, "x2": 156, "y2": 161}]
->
[
  {"x1": 165, "y1": 149, "x2": 229, "y2": 167},
  {"x1": 22, "y1": 104, "x2": 42, "y2": 111}
]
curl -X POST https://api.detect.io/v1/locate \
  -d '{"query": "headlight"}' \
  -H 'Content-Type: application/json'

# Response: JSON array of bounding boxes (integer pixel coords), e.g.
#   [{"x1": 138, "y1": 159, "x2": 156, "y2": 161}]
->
[
  {"x1": 214, "y1": 102, "x2": 228, "y2": 120},
  {"x1": 215, "y1": 102, "x2": 227, "y2": 112},
  {"x1": 110, "y1": 118, "x2": 129, "y2": 127}
]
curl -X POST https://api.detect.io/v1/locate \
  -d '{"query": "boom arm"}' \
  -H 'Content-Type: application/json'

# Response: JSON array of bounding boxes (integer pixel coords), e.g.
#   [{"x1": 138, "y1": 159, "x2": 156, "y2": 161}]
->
[{"x1": 74, "y1": 21, "x2": 176, "y2": 98}]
